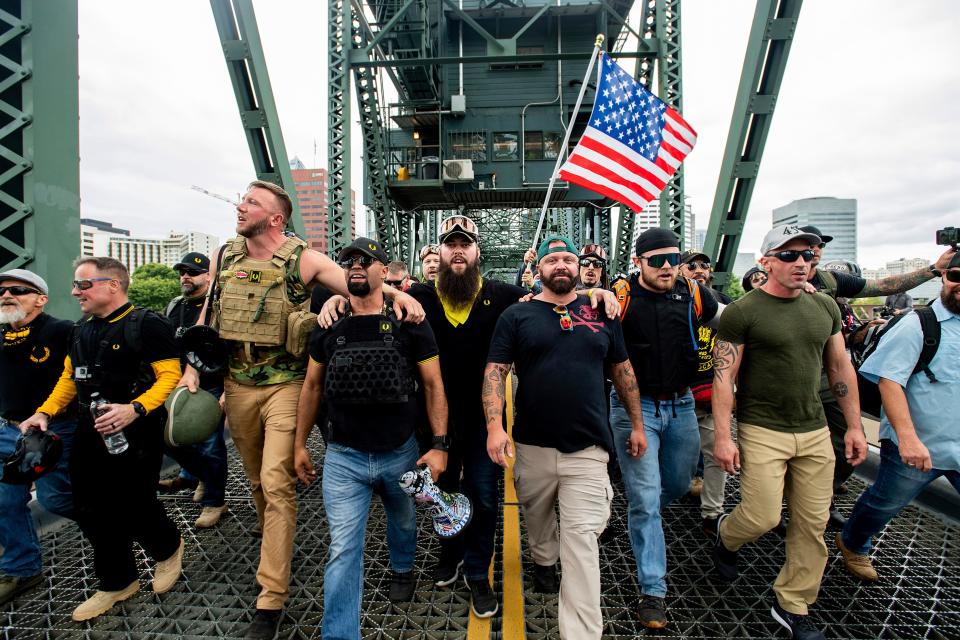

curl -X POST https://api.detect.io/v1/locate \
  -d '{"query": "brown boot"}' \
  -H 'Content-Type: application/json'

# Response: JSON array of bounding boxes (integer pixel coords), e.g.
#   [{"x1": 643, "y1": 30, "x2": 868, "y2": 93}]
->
[
  {"x1": 195, "y1": 505, "x2": 228, "y2": 529},
  {"x1": 192, "y1": 481, "x2": 206, "y2": 503},
  {"x1": 835, "y1": 533, "x2": 878, "y2": 581},
  {"x1": 152, "y1": 538, "x2": 185, "y2": 593}
]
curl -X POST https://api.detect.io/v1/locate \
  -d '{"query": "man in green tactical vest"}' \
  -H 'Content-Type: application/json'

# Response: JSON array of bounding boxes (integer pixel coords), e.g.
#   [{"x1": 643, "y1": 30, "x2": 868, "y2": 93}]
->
[{"x1": 177, "y1": 180, "x2": 424, "y2": 640}]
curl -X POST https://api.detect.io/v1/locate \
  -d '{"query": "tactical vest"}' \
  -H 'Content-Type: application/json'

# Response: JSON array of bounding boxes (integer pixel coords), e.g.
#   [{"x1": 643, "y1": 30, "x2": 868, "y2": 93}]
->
[
  {"x1": 213, "y1": 236, "x2": 311, "y2": 353},
  {"x1": 813, "y1": 269, "x2": 839, "y2": 299},
  {"x1": 323, "y1": 314, "x2": 416, "y2": 404}
]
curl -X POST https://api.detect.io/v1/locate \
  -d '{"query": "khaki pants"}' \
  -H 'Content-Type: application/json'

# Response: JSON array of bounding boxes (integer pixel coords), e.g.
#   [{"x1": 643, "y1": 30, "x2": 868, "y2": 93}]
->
[
  {"x1": 224, "y1": 378, "x2": 302, "y2": 610},
  {"x1": 696, "y1": 409, "x2": 727, "y2": 519},
  {"x1": 514, "y1": 444, "x2": 612, "y2": 640},
  {"x1": 720, "y1": 423, "x2": 835, "y2": 615}
]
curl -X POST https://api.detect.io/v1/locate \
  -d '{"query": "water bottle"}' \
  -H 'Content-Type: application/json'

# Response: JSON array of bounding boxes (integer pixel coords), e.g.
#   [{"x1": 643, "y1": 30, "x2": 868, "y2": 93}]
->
[{"x1": 89, "y1": 392, "x2": 129, "y2": 455}]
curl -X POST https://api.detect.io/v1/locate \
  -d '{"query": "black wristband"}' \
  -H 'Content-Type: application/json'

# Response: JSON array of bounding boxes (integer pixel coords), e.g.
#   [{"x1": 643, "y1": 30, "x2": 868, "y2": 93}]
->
[
  {"x1": 131, "y1": 401, "x2": 147, "y2": 418},
  {"x1": 430, "y1": 435, "x2": 451, "y2": 452}
]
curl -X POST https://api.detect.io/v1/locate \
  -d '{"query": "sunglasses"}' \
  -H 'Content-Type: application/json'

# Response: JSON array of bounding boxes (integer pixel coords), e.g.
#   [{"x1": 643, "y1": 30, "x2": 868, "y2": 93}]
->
[
  {"x1": 765, "y1": 249, "x2": 816, "y2": 263},
  {"x1": 579, "y1": 258, "x2": 605, "y2": 269},
  {"x1": 439, "y1": 215, "x2": 479, "y2": 237},
  {"x1": 72, "y1": 278, "x2": 114, "y2": 290},
  {"x1": 684, "y1": 260, "x2": 711, "y2": 271},
  {"x1": 945, "y1": 270, "x2": 960, "y2": 283},
  {"x1": 419, "y1": 244, "x2": 439, "y2": 260},
  {"x1": 553, "y1": 305, "x2": 574, "y2": 332},
  {"x1": 338, "y1": 255, "x2": 377, "y2": 268},
  {"x1": 176, "y1": 268, "x2": 207, "y2": 277},
  {"x1": 580, "y1": 244, "x2": 607, "y2": 260},
  {"x1": 385, "y1": 279, "x2": 405, "y2": 287},
  {"x1": 0, "y1": 285, "x2": 41, "y2": 296},
  {"x1": 639, "y1": 253, "x2": 681, "y2": 268}
]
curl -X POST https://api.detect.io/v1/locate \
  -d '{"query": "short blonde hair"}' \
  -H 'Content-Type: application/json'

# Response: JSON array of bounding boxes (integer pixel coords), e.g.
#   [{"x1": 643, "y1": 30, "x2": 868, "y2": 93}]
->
[{"x1": 247, "y1": 180, "x2": 293, "y2": 223}]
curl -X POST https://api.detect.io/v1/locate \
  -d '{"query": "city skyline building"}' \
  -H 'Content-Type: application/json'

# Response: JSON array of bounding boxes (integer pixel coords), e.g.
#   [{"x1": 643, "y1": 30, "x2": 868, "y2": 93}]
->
[
  {"x1": 290, "y1": 157, "x2": 356, "y2": 255},
  {"x1": 81, "y1": 218, "x2": 217, "y2": 273},
  {"x1": 772, "y1": 196, "x2": 857, "y2": 263},
  {"x1": 631, "y1": 201, "x2": 696, "y2": 251}
]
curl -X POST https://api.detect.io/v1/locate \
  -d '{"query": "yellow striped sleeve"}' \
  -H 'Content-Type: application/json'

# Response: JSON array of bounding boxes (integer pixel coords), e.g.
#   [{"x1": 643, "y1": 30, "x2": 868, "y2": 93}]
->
[
  {"x1": 133, "y1": 358, "x2": 182, "y2": 413},
  {"x1": 37, "y1": 356, "x2": 78, "y2": 418},
  {"x1": 417, "y1": 354, "x2": 439, "y2": 366}
]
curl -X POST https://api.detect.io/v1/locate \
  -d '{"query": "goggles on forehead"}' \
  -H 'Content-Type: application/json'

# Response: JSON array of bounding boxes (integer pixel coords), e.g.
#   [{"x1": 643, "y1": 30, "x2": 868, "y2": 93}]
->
[
  {"x1": 438, "y1": 215, "x2": 479, "y2": 240},
  {"x1": 419, "y1": 244, "x2": 439, "y2": 260},
  {"x1": 579, "y1": 244, "x2": 607, "y2": 261}
]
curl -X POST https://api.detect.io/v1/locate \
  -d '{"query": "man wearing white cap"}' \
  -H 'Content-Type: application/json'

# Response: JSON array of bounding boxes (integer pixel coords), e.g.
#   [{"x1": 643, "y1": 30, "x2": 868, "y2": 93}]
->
[
  {"x1": 0, "y1": 269, "x2": 76, "y2": 605},
  {"x1": 710, "y1": 225, "x2": 869, "y2": 640}
]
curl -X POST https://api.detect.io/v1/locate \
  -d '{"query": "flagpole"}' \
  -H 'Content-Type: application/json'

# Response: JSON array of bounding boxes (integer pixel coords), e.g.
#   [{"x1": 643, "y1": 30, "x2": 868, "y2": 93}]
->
[{"x1": 529, "y1": 34, "x2": 605, "y2": 257}]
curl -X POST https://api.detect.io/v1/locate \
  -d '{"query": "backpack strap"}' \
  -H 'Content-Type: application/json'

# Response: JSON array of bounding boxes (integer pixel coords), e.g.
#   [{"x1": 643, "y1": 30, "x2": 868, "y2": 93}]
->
[
  {"x1": 684, "y1": 277, "x2": 703, "y2": 321},
  {"x1": 913, "y1": 306, "x2": 941, "y2": 383},
  {"x1": 165, "y1": 296, "x2": 183, "y2": 318},
  {"x1": 123, "y1": 307, "x2": 148, "y2": 356},
  {"x1": 612, "y1": 277, "x2": 631, "y2": 321}
]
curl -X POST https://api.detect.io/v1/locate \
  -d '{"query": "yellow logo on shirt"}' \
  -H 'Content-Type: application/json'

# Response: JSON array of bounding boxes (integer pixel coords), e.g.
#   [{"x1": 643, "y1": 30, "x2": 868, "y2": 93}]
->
[{"x1": 30, "y1": 346, "x2": 50, "y2": 363}]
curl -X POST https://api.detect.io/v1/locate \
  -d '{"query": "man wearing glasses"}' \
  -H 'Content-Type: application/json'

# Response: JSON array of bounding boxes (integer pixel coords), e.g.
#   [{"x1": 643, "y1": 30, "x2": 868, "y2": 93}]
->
[
  {"x1": 0, "y1": 269, "x2": 76, "y2": 606},
  {"x1": 608, "y1": 227, "x2": 720, "y2": 629},
  {"x1": 836, "y1": 253, "x2": 960, "y2": 584},
  {"x1": 577, "y1": 244, "x2": 609, "y2": 290},
  {"x1": 158, "y1": 252, "x2": 228, "y2": 530},
  {"x1": 293, "y1": 237, "x2": 447, "y2": 639},
  {"x1": 483, "y1": 235, "x2": 645, "y2": 639},
  {"x1": 711, "y1": 225, "x2": 868, "y2": 640},
  {"x1": 20, "y1": 257, "x2": 184, "y2": 622},
  {"x1": 419, "y1": 244, "x2": 440, "y2": 282},
  {"x1": 385, "y1": 261, "x2": 411, "y2": 291}
]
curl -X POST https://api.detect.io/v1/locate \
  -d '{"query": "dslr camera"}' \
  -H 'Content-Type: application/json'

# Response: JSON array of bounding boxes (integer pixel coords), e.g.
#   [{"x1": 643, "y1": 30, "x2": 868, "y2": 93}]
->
[{"x1": 936, "y1": 226, "x2": 959, "y2": 248}]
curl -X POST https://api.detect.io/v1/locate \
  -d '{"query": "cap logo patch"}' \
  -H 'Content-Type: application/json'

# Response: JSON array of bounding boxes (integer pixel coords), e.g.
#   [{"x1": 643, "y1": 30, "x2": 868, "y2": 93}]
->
[
  {"x1": 194, "y1": 257, "x2": 202, "y2": 264},
  {"x1": 483, "y1": 299, "x2": 491, "y2": 306},
  {"x1": 112, "y1": 344, "x2": 120, "y2": 350},
  {"x1": 783, "y1": 225, "x2": 800, "y2": 235},
  {"x1": 368, "y1": 243, "x2": 378, "y2": 251}
]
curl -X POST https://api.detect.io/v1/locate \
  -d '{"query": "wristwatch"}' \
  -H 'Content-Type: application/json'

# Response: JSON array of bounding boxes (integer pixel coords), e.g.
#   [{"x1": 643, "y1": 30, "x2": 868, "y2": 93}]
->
[
  {"x1": 430, "y1": 435, "x2": 451, "y2": 452},
  {"x1": 131, "y1": 401, "x2": 147, "y2": 418}
]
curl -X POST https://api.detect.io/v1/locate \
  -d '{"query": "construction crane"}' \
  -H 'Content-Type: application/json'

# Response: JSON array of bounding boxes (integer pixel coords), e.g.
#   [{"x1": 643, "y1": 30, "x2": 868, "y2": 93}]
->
[{"x1": 190, "y1": 185, "x2": 238, "y2": 206}]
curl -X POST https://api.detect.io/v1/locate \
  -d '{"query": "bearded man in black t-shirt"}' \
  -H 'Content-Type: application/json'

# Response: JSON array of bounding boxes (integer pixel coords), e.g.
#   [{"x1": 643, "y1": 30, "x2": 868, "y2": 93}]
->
[{"x1": 484, "y1": 235, "x2": 646, "y2": 640}]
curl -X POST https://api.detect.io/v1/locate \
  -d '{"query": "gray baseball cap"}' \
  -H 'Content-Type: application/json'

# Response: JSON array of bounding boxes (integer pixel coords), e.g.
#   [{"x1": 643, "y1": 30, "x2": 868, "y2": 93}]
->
[
  {"x1": 0, "y1": 268, "x2": 48, "y2": 294},
  {"x1": 760, "y1": 225, "x2": 822, "y2": 255}
]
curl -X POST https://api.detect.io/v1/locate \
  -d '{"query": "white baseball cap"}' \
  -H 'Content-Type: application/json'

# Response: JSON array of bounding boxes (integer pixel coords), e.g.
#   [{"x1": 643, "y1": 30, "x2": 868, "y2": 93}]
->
[{"x1": 761, "y1": 225, "x2": 822, "y2": 255}]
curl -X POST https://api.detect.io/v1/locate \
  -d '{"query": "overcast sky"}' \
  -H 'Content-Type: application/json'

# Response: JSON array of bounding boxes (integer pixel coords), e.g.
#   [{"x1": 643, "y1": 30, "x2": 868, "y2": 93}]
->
[{"x1": 77, "y1": 1, "x2": 959, "y2": 270}]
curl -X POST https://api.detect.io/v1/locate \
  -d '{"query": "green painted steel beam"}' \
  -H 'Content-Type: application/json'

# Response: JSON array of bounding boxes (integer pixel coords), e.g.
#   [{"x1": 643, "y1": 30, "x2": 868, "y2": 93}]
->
[
  {"x1": 350, "y1": 47, "x2": 658, "y2": 68},
  {"x1": 0, "y1": 1, "x2": 80, "y2": 319},
  {"x1": 327, "y1": 0, "x2": 353, "y2": 255},
  {"x1": 209, "y1": 0, "x2": 303, "y2": 238},
  {"x1": 655, "y1": 0, "x2": 686, "y2": 249},
  {"x1": 703, "y1": 0, "x2": 802, "y2": 288}
]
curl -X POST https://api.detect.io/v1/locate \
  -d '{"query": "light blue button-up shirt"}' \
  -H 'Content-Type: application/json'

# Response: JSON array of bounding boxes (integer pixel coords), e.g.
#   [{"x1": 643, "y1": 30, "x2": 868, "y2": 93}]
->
[{"x1": 859, "y1": 297, "x2": 960, "y2": 471}]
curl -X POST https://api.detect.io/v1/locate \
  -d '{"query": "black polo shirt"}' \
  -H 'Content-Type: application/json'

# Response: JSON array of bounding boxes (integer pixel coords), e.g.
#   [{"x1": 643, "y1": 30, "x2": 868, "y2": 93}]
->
[{"x1": 1, "y1": 313, "x2": 74, "y2": 422}]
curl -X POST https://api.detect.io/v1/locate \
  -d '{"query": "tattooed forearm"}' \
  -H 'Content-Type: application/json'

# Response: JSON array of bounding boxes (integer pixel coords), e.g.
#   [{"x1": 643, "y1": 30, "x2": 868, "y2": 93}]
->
[
  {"x1": 610, "y1": 361, "x2": 640, "y2": 395},
  {"x1": 481, "y1": 363, "x2": 510, "y2": 427},
  {"x1": 858, "y1": 268, "x2": 933, "y2": 298},
  {"x1": 831, "y1": 381, "x2": 849, "y2": 398},
  {"x1": 712, "y1": 339, "x2": 740, "y2": 384}
]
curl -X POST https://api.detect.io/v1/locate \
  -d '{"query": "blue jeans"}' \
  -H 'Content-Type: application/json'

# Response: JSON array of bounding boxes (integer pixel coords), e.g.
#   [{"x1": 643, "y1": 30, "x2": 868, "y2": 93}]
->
[
  {"x1": 842, "y1": 439, "x2": 960, "y2": 555},
  {"x1": 165, "y1": 386, "x2": 228, "y2": 507},
  {"x1": 321, "y1": 435, "x2": 418, "y2": 640},
  {"x1": 609, "y1": 389, "x2": 700, "y2": 597},
  {"x1": 0, "y1": 417, "x2": 76, "y2": 577}
]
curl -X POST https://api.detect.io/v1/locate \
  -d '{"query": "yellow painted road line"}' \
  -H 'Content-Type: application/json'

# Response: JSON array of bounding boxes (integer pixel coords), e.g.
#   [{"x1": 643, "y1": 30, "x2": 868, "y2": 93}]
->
[{"x1": 467, "y1": 372, "x2": 525, "y2": 640}]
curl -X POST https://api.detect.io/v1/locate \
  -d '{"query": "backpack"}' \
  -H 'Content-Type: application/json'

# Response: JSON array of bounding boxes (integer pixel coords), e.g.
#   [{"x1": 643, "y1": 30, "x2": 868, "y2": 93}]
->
[
  {"x1": 613, "y1": 275, "x2": 704, "y2": 352},
  {"x1": 852, "y1": 306, "x2": 940, "y2": 419}
]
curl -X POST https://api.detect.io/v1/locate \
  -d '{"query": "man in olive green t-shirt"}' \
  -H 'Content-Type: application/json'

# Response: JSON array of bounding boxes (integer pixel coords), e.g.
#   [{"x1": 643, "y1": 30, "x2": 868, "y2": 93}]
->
[{"x1": 709, "y1": 225, "x2": 868, "y2": 640}]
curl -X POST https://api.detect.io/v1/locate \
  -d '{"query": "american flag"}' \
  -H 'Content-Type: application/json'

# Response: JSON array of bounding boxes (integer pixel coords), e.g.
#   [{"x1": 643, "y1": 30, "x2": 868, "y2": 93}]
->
[{"x1": 558, "y1": 52, "x2": 698, "y2": 213}]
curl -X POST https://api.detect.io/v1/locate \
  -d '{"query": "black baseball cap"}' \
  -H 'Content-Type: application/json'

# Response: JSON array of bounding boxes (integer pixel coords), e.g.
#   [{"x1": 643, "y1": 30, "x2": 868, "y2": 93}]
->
[
  {"x1": 338, "y1": 237, "x2": 389, "y2": 265},
  {"x1": 174, "y1": 252, "x2": 210, "y2": 273},
  {"x1": 680, "y1": 249, "x2": 710, "y2": 264},
  {"x1": 799, "y1": 225, "x2": 833, "y2": 245}
]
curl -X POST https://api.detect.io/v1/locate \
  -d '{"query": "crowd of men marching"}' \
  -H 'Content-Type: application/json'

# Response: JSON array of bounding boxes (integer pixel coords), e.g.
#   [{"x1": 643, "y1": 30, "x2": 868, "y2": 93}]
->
[{"x1": 0, "y1": 179, "x2": 957, "y2": 640}]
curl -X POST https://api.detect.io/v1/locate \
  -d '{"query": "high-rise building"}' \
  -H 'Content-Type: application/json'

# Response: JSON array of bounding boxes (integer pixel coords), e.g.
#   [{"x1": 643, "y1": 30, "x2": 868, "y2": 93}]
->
[
  {"x1": 289, "y1": 158, "x2": 357, "y2": 255},
  {"x1": 107, "y1": 231, "x2": 218, "y2": 273},
  {"x1": 772, "y1": 197, "x2": 857, "y2": 263},
  {"x1": 81, "y1": 218, "x2": 129, "y2": 258},
  {"x1": 630, "y1": 200, "x2": 696, "y2": 251}
]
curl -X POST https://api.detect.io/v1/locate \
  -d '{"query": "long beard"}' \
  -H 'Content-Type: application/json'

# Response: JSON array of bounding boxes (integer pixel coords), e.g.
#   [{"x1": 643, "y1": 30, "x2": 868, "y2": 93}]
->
[
  {"x1": 238, "y1": 217, "x2": 269, "y2": 238},
  {"x1": 437, "y1": 260, "x2": 481, "y2": 307},
  {"x1": 0, "y1": 307, "x2": 27, "y2": 325},
  {"x1": 543, "y1": 271, "x2": 576, "y2": 295},
  {"x1": 942, "y1": 287, "x2": 960, "y2": 315}
]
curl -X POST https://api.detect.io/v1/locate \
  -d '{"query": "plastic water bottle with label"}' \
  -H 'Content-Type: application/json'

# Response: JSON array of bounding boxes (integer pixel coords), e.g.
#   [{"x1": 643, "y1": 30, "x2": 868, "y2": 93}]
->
[{"x1": 89, "y1": 391, "x2": 129, "y2": 455}]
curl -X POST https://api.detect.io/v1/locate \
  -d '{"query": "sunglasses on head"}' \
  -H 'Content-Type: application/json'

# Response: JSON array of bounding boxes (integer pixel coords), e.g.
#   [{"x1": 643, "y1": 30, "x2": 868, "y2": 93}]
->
[
  {"x1": 945, "y1": 269, "x2": 960, "y2": 283},
  {"x1": 338, "y1": 255, "x2": 377, "y2": 268},
  {"x1": 419, "y1": 244, "x2": 439, "y2": 260},
  {"x1": 639, "y1": 253, "x2": 682, "y2": 268},
  {"x1": 553, "y1": 305, "x2": 574, "y2": 332},
  {"x1": 0, "y1": 285, "x2": 40, "y2": 296},
  {"x1": 765, "y1": 249, "x2": 816, "y2": 263},
  {"x1": 72, "y1": 278, "x2": 114, "y2": 291},
  {"x1": 579, "y1": 258, "x2": 605, "y2": 269}
]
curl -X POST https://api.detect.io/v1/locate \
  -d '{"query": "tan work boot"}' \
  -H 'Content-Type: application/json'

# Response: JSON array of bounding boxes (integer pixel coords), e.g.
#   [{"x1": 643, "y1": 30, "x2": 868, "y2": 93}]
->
[
  {"x1": 195, "y1": 504, "x2": 228, "y2": 529},
  {"x1": 71, "y1": 580, "x2": 139, "y2": 621},
  {"x1": 835, "y1": 533, "x2": 878, "y2": 581},
  {"x1": 192, "y1": 481, "x2": 206, "y2": 503},
  {"x1": 689, "y1": 476, "x2": 703, "y2": 498},
  {"x1": 152, "y1": 538, "x2": 185, "y2": 594}
]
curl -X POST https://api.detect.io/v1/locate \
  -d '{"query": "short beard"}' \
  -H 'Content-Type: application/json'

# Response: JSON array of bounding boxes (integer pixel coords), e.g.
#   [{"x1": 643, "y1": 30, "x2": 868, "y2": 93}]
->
[
  {"x1": 181, "y1": 281, "x2": 200, "y2": 296},
  {"x1": 543, "y1": 271, "x2": 576, "y2": 295},
  {"x1": 238, "y1": 218, "x2": 269, "y2": 238},
  {"x1": 942, "y1": 287, "x2": 960, "y2": 315},
  {"x1": 0, "y1": 307, "x2": 27, "y2": 325},
  {"x1": 640, "y1": 268, "x2": 676, "y2": 292},
  {"x1": 437, "y1": 259, "x2": 481, "y2": 307},
  {"x1": 347, "y1": 280, "x2": 371, "y2": 297}
]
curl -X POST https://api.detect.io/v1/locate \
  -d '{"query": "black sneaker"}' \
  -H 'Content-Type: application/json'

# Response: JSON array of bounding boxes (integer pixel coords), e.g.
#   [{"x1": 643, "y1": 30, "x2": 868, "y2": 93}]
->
[
  {"x1": 826, "y1": 507, "x2": 847, "y2": 531},
  {"x1": 638, "y1": 594, "x2": 667, "y2": 629},
  {"x1": 464, "y1": 576, "x2": 498, "y2": 618},
  {"x1": 244, "y1": 608, "x2": 282, "y2": 640},
  {"x1": 771, "y1": 601, "x2": 826, "y2": 640},
  {"x1": 433, "y1": 556, "x2": 464, "y2": 587},
  {"x1": 712, "y1": 514, "x2": 738, "y2": 582},
  {"x1": 0, "y1": 573, "x2": 43, "y2": 606},
  {"x1": 531, "y1": 563, "x2": 558, "y2": 594},
  {"x1": 702, "y1": 516, "x2": 719, "y2": 539},
  {"x1": 388, "y1": 570, "x2": 416, "y2": 602}
]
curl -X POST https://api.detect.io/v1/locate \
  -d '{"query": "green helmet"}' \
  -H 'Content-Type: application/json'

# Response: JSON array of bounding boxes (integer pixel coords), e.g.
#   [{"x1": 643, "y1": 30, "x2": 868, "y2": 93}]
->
[{"x1": 164, "y1": 387, "x2": 222, "y2": 447}]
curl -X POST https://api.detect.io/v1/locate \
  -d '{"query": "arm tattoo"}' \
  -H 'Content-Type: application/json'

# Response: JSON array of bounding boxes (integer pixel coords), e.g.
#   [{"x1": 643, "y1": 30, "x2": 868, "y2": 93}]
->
[
  {"x1": 831, "y1": 381, "x2": 849, "y2": 398},
  {"x1": 858, "y1": 269, "x2": 932, "y2": 298},
  {"x1": 481, "y1": 364, "x2": 510, "y2": 426},
  {"x1": 610, "y1": 361, "x2": 639, "y2": 395},
  {"x1": 712, "y1": 340, "x2": 739, "y2": 384}
]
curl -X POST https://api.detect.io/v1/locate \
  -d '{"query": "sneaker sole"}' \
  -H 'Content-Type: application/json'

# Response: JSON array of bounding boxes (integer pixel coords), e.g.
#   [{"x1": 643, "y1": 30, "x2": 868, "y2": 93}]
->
[
  {"x1": 770, "y1": 605, "x2": 793, "y2": 635},
  {"x1": 434, "y1": 560, "x2": 464, "y2": 587},
  {"x1": 464, "y1": 575, "x2": 499, "y2": 618},
  {"x1": 640, "y1": 618, "x2": 668, "y2": 629}
]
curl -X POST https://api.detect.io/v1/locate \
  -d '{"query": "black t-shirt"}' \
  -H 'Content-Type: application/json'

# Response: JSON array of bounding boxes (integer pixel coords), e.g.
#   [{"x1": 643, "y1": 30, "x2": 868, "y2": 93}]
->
[
  {"x1": 1, "y1": 313, "x2": 74, "y2": 422},
  {"x1": 167, "y1": 294, "x2": 222, "y2": 391},
  {"x1": 691, "y1": 287, "x2": 732, "y2": 387},
  {"x1": 309, "y1": 312, "x2": 438, "y2": 452},
  {"x1": 310, "y1": 284, "x2": 334, "y2": 314},
  {"x1": 408, "y1": 279, "x2": 527, "y2": 433},
  {"x1": 811, "y1": 269, "x2": 866, "y2": 299},
  {"x1": 487, "y1": 296, "x2": 629, "y2": 453}
]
